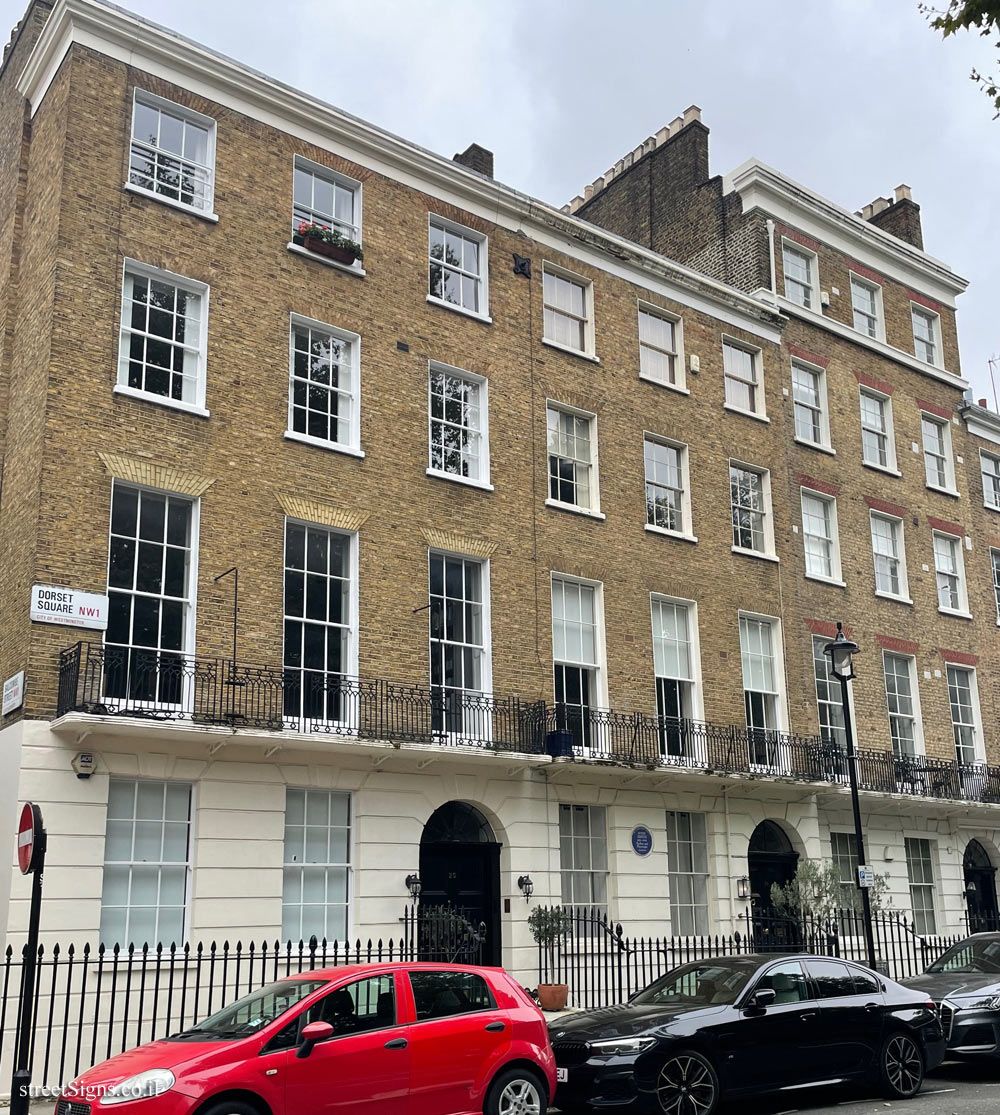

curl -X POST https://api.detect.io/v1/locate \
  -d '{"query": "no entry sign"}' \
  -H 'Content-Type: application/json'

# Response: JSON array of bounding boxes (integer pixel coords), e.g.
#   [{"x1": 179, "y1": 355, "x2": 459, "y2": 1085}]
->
[{"x1": 17, "y1": 803, "x2": 42, "y2": 875}]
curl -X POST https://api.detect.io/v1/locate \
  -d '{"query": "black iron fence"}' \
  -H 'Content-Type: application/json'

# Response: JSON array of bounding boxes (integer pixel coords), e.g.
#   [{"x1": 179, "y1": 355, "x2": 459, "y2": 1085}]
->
[
  {"x1": 58, "y1": 641, "x2": 1000, "y2": 804},
  {"x1": 536, "y1": 907, "x2": 964, "y2": 1010}
]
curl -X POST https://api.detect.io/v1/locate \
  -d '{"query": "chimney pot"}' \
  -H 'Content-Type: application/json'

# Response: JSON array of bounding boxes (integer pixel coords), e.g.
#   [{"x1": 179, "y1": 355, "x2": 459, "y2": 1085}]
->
[
  {"x1": 452, "y1": 142, "x2": 494, "y2": 179},
  {"x1": 655, "y1": 126, "x2": 670, "y2": 146},
  {"x1": 894, "y1": 183, "x2": 913, "y2": 203},
  {"x1": 682, "y1": 105, "x2": 702, "y2": 126},
  {"x1": 979, "y1": 398, "x2": 988, "y2": 408},
  {"x1": 871, "y1": 197, "x2": 890, "y2": 215},
  {"x1": 583, "y1": 184, "x2": 594, "y2": 201}
]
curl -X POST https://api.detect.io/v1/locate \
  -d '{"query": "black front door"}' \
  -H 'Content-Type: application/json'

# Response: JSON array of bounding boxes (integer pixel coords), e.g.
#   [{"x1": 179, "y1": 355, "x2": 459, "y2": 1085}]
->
[
  {"x1": 419, "y1": 841, "x2": 501, "y2": 965},
  {"x1": 965, "y1": 841, "x2": 1000, "y2": 932}
]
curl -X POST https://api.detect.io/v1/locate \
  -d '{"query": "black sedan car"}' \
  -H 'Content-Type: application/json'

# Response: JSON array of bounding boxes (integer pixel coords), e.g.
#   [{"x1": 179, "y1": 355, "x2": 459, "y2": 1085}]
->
[
  {"x1": 550, "y1": 954, "x2": 945, "y2": 1114},
  {"x1": 905, "y1": 932, "x2": 1000, "y2": 1059}
]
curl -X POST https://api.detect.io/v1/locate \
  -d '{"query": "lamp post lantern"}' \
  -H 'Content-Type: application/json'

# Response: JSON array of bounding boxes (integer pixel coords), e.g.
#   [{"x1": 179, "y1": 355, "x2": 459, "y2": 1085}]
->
[{"x1": 824, "y1": 622, "x2": 877, "y2": 971}]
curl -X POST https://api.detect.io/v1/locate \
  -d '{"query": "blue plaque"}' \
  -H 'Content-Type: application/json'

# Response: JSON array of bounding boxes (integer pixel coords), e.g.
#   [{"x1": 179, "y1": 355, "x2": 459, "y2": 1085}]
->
[{"x1": 631, "y1": 825, "x2": 653, "y2": 857}]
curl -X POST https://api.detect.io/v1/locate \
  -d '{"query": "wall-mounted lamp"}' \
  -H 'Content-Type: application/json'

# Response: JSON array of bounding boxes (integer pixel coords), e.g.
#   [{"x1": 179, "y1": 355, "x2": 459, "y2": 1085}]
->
[
  {"x1": 517, "y1": 875, "x2": 534, "y2": 902},
  {"x1": 966, "y1": 879, "x2": 978, "y2": 895},
  {"x1": 405, "y1": 873, "x2": 422, "y2": 901},
  {"x1": 736, "y1": 876, "x2": 751, "y2": 901}
]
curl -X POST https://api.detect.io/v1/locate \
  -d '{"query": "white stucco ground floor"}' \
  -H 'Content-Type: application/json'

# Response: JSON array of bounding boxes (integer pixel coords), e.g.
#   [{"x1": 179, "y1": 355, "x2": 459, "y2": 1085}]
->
[{"x1": 3, "y1": 716, "x2": 1000, "y2": 989}]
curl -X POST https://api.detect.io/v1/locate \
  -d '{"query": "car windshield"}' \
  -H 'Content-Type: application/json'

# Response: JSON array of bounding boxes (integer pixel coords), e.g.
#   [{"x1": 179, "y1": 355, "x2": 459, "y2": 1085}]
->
[
  {"x1": 631, "y1": 960, "x2": 757, "y2": 1007},
  {"x1": 172, "y1": 978, "x2": 330, "y2": 1039},
  {"x1": 927, "y1": 937, "x2": 1000, "y2": 975}
]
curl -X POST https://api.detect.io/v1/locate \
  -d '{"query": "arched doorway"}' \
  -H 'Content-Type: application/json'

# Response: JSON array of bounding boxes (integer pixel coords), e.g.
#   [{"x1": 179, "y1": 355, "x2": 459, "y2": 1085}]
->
[
  {"x1": 964, "y1": 840, "x2": 999, "y2": 933},
  {"x1": 748, "y1": 821, "x2": 799, "y2": 916},
  {"x1": 419, "y1": 801, "x2": 501, "y2": 965}
]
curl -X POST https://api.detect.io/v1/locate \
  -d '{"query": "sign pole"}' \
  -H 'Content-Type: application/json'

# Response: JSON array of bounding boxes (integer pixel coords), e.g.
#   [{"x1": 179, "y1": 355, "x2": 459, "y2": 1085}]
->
[{"x1": 11, "y1": 803, "x2": 46, "y2": 1115}]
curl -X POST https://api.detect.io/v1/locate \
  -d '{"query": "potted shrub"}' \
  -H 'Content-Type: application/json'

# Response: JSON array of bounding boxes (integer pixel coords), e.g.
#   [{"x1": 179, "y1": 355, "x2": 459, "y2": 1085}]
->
[
  {"x1": 293, "y1": 222, "x2": 364, "y2": 266},
  {"x1": 527, "y1": 905, "x2": 571, "y2": 1011}
]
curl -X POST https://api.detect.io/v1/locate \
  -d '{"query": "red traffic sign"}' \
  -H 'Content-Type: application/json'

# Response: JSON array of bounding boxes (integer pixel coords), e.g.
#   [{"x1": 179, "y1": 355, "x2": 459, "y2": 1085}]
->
[{"x1": 17, "y1": 803, "x2": 43, "y2": 875}]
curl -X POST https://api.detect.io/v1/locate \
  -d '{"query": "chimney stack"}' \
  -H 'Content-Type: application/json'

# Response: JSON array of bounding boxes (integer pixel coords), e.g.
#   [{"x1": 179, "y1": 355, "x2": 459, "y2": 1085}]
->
[
  {"x1": 860, "y1": 183, "x2": 923, "y2": 250},
  {"x1": 453, "y1": 142, "x2": 494, "y2": 179}
]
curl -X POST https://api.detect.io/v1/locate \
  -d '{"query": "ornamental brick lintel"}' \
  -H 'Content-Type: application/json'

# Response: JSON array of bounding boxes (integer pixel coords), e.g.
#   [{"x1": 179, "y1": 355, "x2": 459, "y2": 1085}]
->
[
  {"x1": 916, "y1": 398, "x2": 953, "y2": 422},
  {"x1": 939, "y1": 648, "x2": 979, "y2": 667},
  {"x1": 788, "y1": 344, "x2": 829, "y2": 369},
  {"x1": 865, "y1": 495, "x2": 907, "y2": 518},
  {"x1": 777, "y1": 224, "x2": 822, "y2": 254},
  {"x1": 97, "y1": 452, "x2": 216, "y2": 497},
  {"x1": 909, "y1": 290, "x2": 942, "y2": 313},
  {"x1": 796, "y1": 473, "x2": 840, "y2": 497},
  {"x1": 876, "y1": 634, "x2": 919, "y2": 655},
  {"x1": 805, "y1": 618, "x2": 852, "y2": 640},
  {"x1": 928, "y1": 515, "x2": 965, "y2": 537},
  {"x1": 277, "y1": 494, "x2": 371, "y2": 532},
  {"x1": 854, "y1": 370, "x2": 894, "y2": 396},
  {"x1": 420, "y1": 528, "x2": 498, "y2": 559},
  {"x1": 847, "y1": 260, "x2": 884, "y2": 286}
]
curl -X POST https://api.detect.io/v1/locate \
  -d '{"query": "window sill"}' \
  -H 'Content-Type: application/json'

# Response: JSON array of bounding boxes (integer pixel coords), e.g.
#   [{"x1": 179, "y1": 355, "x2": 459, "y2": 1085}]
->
[
  {"x1": 926, "y1": 484, "x2": 960, "y2": 499},
  {"x1": 984, "y1": 501, "x2": 1000, "y2": 513},
  {"x1": 284, "y1": 430, "x2": 365, "y2": 458},
  {"x1": 794, "y1": 437, "x2": 836, "y2": 456},
  {"x1": 113, "y1": 383, "x2": 209, "y2": 418},
  {"x1": 286, "y1": 242, "x2": 366, "y2": 278},
  {"x1": 425, "y1": 295, "x2": 492, "y2": 324},
  {"x1": 804, "y1": 573, "x2": 847, "y2": 588},
  {"x1": 731, "y1": 546, "x2": 779, "y2": 563},
  {"x1": 874, "y1": 590, "x2": 913, "y2": 605},
  {"x1": 124, "y1": 182, "x2": 219, "y2": 223},
  {"x1": 723, "y1": 404, "x2": 769, "y2": 424},
  {"x1": 862, "y1": 461, "x2": 902, "y2": 478},
  {"x1": 639, "y1": 373, "x2": 689, "y2": 395},
  {"x1": 938, "y1": 607, "x2": 973, "y2": 620},
  {"x1": 544, "y1": 498, "x2": 606, "y2": 521},
  {"x1": 644, "y1": 524, "x2": 697, "y2": 543},
  {"x1": 541, "y1": 338, "x2": 600, "y2": 364},
  {"x1": 425, "y1": 468, "x2": 494, "y2": 491}
]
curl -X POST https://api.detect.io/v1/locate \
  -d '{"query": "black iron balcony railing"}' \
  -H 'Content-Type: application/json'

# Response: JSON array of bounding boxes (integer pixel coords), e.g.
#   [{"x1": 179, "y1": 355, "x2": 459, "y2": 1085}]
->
[{"x1": 56, "y1": 641, "x2": 1000, "y2": 804}]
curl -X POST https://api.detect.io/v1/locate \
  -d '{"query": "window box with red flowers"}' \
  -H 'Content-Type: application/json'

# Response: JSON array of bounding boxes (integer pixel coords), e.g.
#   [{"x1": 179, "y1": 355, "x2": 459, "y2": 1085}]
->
[{"x1": 292, "y1": 223, "x2": 364, "y2": 266}]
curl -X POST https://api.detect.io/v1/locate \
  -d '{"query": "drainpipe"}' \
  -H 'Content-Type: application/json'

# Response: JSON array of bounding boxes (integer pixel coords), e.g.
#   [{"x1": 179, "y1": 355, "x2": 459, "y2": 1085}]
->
[{"x1": 766, "y1": 218, "x2": 777, "y2": 302}]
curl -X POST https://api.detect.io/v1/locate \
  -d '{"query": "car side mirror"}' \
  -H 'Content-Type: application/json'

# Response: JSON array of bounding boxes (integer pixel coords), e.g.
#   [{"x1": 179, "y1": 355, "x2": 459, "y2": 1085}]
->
[
  {"x1": 296, "y1": 1020, "x2": 334, "y2": 1059},
  {"x1": 748, "y1": 988, "x2": 776, "y2": 1010}
]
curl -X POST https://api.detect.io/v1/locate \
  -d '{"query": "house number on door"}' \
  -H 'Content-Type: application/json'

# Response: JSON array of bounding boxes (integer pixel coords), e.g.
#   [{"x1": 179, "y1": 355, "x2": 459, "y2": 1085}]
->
[{"x1": 448, "y1": 872, "x2": 457, "y2": 879}]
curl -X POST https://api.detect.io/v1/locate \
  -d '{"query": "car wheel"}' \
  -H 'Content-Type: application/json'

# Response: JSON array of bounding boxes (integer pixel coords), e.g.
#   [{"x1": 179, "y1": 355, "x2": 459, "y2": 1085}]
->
[
  {"x1": 484, "y1": 1065, "x2": 547, "y2": 1115},
  {"x1": 654, "y1": 1049, "x2": 719, "y2": 1115},
  {"x1": 879, "y1": 1031, "x2": 924, "y2": 1099}
]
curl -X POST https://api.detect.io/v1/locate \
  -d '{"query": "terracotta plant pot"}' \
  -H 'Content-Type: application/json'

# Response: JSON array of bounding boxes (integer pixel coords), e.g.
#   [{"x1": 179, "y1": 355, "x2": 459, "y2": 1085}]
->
[
  {"x1": 302, "y1": 236, "x2": 359, "y2": 266},
  {"x1": 536, "y1": 983, "x2": 569, "y2": 1011}
]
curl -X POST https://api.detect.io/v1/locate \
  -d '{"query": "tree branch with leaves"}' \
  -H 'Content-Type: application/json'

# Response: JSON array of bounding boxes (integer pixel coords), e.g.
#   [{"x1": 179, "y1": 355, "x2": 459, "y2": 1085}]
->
[{"x1": 922, "y1": 1, "x2": 1000, "y2": 116}]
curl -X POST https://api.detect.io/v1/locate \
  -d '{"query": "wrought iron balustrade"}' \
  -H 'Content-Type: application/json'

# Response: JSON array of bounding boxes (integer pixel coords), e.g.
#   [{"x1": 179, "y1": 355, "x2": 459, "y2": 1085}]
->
[{"x1": 57, "y1": 641, "x2": 1000, "y2": 803}]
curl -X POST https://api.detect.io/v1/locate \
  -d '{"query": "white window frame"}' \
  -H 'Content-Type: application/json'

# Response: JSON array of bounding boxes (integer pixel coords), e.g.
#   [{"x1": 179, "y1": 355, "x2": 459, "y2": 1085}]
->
[
  {"x1": 920, "y1": 413, "x2": 957, "y2": 495},
  {"x1": 559, "y1": 803, "x2": 609, "y2": 916},
  {"x1": 545, "y1": 401, "x2": 603, "y2": 519},
  {"x1": 127, "y1": 89, "x2": 217, "y2": 219},
  {"x1": 722, "y1": 337, "x2": 767, "y2": 420},
  {"x1": 738, "y1": 611, "x2": 789, "y2": 764},
  {"x1": 116, "y1": 259, "x2": 210, "y2": 416},
  {"x1": 858, "y1": 387, "x2": 898, "y2": 474},
  {"x1": 991, "y1": 548, "x2": 1000, "y2": 626},
  {"x1": 282, "y1": 518, "x2": 360, "y2": 729},
  {"x1": 286, "y1": 313, "x2": 363, "y2": 457},
  {"x1": 831, "y1": 831, "x2": 859, "y2": 911},
  {"x1": 643, "y1": 434, "x2": 694, "y2": 542},
  {"x1": 665, "y1": 811, "x2": 710, "y2": 936},
  {"x1": 800, "y1": 488, "x2": 843, "y2": 585},
  {"x1": 882, "y1": 651, "x2": 925, "y2": 758},
  {"x1": 932, "y1": 529, "x2": 970, "y2": 617},
  {"x1": 980, "y1": 450, "x2": 1000, "y2": 511},
  {"x1": 104, "y1": 480, "x2": 200, "y2": 713},
  {"x1": 426, "y1": 361, "x2": 492, "y2": 490},
  {"x1": 911, "y1": 303, "x2": 942, "y2": 368},
  {"x1": 637, "y1": 301, "x2": 685, "y2": 392},
  {"x1": 100, "y1": 777, "x2": 193, "y2": 947},
  {"x1": 542, "y1": 263, "x2": 596, "y2": 360},
  {"x1": 904, "y1": 836, "x2": 938, "y2": 935},
  {"x1": 729, "y1": 460, "x2": 776, "y2": 560},
  {"x1": 427, "y1": 213, "x2": 490, "y2": 322},
  {"x1": 650, "y1": 594, "x2": 705, "y2": 724},
  {"x1": 848, "y1": 273, "x2": 884, "y2": 342},
  {"x1": 781, "y1": 239, "x2": 819, "y2": 310},
  {"x1": 291, "y1": 154, "x2": 362, "y2": 243},
  {"x1": 550, "y1": 571, "x2": 610, "y2": 710},
  {"x1": 946, "y1": 664, "x2": 985, "y2": 766},
  {"x1": 282, "y1": 787, "x2": 353, "y2": 944},
  {"x1": 791, "y1": 357, "x2": 832, "y2": 451},
  {"x1": 869, "y1": 512, "x2": 910, "y2": 603},
  {"x1": 813, "y1": 637, "x2": 847, "y2": 750}
]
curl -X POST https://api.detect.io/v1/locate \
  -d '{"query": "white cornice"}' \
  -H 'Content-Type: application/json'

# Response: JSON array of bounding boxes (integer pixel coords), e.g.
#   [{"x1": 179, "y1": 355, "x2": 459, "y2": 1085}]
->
[
  {"x1": 724, "y1": 161, "x2": 968, "y2": 309},
  {"x1": 773, "y1": 295, "x2": 969, "y2": 391},
  {"x1": 962, "y1": 404, "x2": 1000, "y2": 446},
  {"x1": 17, "y1": 0, "x2": 784, "y2": 341}
]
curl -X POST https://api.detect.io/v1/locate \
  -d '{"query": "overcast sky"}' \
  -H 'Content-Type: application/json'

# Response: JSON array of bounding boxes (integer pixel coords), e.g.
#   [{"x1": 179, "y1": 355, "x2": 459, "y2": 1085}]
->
[{"x1": 8, "y1": 0, "x2": 997, "y2": 400}]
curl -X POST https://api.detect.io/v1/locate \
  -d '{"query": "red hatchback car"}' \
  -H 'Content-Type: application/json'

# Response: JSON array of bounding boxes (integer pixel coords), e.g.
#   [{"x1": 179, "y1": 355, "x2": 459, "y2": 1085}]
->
[{"x1": 55, "y1": 962, "x2": 555, "y2": 1115}]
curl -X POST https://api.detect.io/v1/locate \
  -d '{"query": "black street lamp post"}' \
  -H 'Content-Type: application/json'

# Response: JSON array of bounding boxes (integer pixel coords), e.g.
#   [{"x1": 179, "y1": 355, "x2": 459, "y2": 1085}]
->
[{"x1": 824, "y1": 622, "x2": 878, "y2": 971}]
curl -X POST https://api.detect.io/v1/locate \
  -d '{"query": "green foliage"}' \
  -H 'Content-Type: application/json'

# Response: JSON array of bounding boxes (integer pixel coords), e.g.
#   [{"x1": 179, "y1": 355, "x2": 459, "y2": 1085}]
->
[
  {"x1": 295, "y1": 221, "x2": 364, "y2": 261},
  {"x1": 922, "y1": 1, "x2": 1000, "y2": 115},
  {"x1": 527, "y1": 905, "x2": 571, "y2": 962},
  {"x1": 769, "y1": 858, "x2": 891, "y2": 921}
]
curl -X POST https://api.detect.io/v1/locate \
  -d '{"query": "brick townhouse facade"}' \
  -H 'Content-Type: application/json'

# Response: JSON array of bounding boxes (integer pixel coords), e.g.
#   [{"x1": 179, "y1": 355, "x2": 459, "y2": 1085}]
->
[{"x1": 0, "y1": 0, "x2": 998, "y2": 994}]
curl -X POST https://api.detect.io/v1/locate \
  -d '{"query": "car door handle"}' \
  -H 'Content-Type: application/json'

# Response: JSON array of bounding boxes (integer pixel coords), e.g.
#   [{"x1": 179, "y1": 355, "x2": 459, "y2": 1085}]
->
[
  {"x1": 485, "y1": 1021, "x2": 506, "y2": 1032},
  {"x1": 799, "y1": 1011, "x2": 818, "y2": 1021},
  {"x1": 384, "y1": 1038, "x2": 408, "y2": 1049},
  {"x1": 864, "y1": 1002, "x2": 880, "y2": 1012}
]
